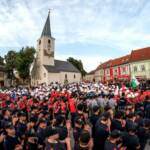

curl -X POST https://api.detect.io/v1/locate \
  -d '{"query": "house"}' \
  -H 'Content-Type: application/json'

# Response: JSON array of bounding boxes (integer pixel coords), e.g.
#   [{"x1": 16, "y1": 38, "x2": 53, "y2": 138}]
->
[
  {"x1": 130, "y1": 47, "x2": 150, "y2": 79},
  {"x1": 111, "y1": 54, "x2": 130, "y2": 80},
  {"x1": 85, "y1": 70, "x2": 96, "y2": 82}
]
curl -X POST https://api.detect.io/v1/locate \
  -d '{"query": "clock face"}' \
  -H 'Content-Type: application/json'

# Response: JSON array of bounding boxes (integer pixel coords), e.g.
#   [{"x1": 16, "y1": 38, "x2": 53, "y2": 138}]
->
[{"x1": 44, "y1": 49, "x2": 54, "y2": 57}]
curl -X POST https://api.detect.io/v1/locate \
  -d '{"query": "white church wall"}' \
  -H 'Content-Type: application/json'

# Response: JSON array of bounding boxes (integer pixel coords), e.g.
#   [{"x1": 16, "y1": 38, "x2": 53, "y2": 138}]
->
[
  {"x1": 48, "y1": 73, "x2": 60, "y2": 84},
  {"x1": 60, "y1": 72, "x2": 81, "y2": 84}
]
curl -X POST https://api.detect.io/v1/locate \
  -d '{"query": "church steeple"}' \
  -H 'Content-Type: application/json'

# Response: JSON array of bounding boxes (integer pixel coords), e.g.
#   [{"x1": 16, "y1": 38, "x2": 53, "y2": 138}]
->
[
  {"x1": 41, "y1": 11, "x2": 51, "y2": 37},
  {"x1": 37, "y1": 10, "x2": 55, "y2": 66}
]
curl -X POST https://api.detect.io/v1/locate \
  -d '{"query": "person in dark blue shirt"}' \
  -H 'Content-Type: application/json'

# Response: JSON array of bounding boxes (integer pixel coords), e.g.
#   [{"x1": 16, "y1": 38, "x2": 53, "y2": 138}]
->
[
  {"x1": 90, "y1": 105, "x2": 100, "y2": 138},
  {"x1": 3, "y1": 124, "x2": 21, "y2": 150}
]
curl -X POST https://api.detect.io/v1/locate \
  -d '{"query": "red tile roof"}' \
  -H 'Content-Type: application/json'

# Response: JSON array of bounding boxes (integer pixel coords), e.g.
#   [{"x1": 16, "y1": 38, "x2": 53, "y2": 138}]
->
[
  {"x1": 94, "y1": 47, "x2": 150, "y2": 71},
  {"x1": 102, "y1": 60, "x2": 112, "y2": 69},
  {"x1": 111, "y1": 54, "x2": 130, "y2": 67},
  {"x1": 130, "y1": 47, "x2": 150, "y2": 62}
]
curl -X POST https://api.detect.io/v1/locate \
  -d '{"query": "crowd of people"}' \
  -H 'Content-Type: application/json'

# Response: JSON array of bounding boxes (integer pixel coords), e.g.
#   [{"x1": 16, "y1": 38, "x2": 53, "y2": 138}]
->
[{"x1": 0, "y1": 81, "x2": 150, "y2": 150}]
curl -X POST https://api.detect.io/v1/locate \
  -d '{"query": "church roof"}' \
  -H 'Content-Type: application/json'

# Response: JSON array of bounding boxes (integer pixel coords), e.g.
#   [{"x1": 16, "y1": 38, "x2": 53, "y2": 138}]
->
[
  {"x1": 44, "y1": 60, "x2": 80, "y2": 73},
  {"x1": 41, "y1": 12, "x2": 51, "y2": 37}
]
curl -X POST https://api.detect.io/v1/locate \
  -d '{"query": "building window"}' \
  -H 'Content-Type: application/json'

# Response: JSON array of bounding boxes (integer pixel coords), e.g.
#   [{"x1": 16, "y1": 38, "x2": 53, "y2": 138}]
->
[
  {"x1": 65, "y1": 74, "x2": 67, "y2": 79},
  {"x1": 48, "y1": 39, "x2": 51, "y2": 50},
  {"x1": 114, "y1": 69, "x2": 117, "y2": 75},
  {"x1": 141, "y1": 65, "x2": 145, "y2": 71},
  {"x1": 48, "y1": 39, "x2": 50, "y2": 44},
  {"x1": 122, "y1": 67, "x2": 126, "y2": 73},
  {"x1": 106, "y1": 70, "x2": 109, "y2": 74},
  {"x1": 74, "y1": 74, "x2": 76, "y2": 79},
  {"x1": 134, "y1": 66, "x2": 137, "y2": 72},
  {"x1": 44, "y1": 73, "x2": 46, "y2": 78},
  {"x1": 39, "y1": 40, "x2": 41, "y2": 45}
]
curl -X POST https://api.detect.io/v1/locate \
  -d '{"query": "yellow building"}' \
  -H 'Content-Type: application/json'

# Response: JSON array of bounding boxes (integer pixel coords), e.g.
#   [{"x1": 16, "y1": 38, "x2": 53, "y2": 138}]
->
[{"x1": 130, "y1": 47, "x2": 150, "y2": 79}]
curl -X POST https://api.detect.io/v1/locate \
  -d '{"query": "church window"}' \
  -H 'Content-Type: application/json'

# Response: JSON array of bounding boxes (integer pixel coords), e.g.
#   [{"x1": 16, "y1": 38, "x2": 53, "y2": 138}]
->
[
  {"x1": 44, "y1": 73, "x2": 46, "y2": 78},
  {"x1": 48, "y1": 40, "x2": 51, "y2": 50},
  {"x1": 39, "y1": 40, "x2": 41, "y2": 45},
  {"x1": 65, "y1": 74, "x2": 67, "y2": 79},
  {"x1": 74, "y1": 74, "x2": 76, "y2": 79}
]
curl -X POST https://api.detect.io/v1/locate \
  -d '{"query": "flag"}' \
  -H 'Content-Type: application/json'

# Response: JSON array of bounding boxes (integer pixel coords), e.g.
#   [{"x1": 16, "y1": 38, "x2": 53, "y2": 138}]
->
[{"x1": 131, "y1": 76, "x2": 139, "y2": 89}]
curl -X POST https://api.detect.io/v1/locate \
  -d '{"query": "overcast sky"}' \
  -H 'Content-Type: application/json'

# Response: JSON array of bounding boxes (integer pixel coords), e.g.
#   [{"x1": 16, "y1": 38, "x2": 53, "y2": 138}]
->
[{"x1": 0, "y1": 0, "x2": 150, "y2": 71}]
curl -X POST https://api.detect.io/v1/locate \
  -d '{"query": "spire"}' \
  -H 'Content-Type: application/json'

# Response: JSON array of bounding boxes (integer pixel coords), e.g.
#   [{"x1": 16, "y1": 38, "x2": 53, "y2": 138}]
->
[{"x1": 41, "y1": 11, "x2": 51, "y2": 37}]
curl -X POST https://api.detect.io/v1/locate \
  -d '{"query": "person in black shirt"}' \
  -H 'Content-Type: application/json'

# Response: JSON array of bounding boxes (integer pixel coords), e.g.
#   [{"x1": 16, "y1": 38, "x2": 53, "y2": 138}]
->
[
  {"x1": 74, "y1": 103, "x2": 85, "y2": 124},
  {"x1": 94, "y1": 112, "x2": 111, "y2": 150},
  {"x1": 137, "y1": 119, "x2": 150, "y2": 150},
  {"x1": 122, "y1": 125, "x2": 140, "y2": 150},
  {"x1": 76, "y1": 130, "x2": 93, "y2": 150},
  {"x1": 135, "y1": 111, "x2": 144, "y2": 128},
  {"x1": 104, "y1": 130, "x2": 121, "y2": 150},
  {"x1": 3, "y1": 124, "x2": 21, "y2": 150},
  {"x1": 0, "y1": 131, "x2": 5, "y2": 150},
  {"x1": 125, "y1": 112, "x2": 137, "y2": 131},
  {"x1": 16, "y1": 112, "x2": 27, "y2": 139},
  {"x1": 36, "y1": 118, "x2": 47, "y2": 148},
  {"x1": 73, "y1": 117, "x2": 84, "y2": 150},
  {"x1": 26, "y1": 133, "x2": 38, "y2": 150},
  {"x1": 1, "y1": 109, "x2": 11, "y2": 128},
  {"x1": 45, "y1": 127, "x2": 60, "y2": 150},
  {"x1": 90, "y1": 105, "x2": 100, "y2": 138},
  {"x1": 111, "y1": 111, "x2": 125, "y2": 131},
  {"x1": 117, "y1": 93, "x2": 127, "y2": 110}
]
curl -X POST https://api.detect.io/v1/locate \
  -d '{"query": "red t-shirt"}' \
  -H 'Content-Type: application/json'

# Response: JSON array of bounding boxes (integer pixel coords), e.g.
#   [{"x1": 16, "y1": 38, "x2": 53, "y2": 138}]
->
[{"x1": 69, "y1": 98, "x2": 76, "y2": 113}]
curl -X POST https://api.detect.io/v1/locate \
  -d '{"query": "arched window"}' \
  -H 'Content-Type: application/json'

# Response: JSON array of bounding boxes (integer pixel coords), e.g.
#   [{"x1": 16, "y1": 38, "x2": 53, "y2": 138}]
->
[
  {"x1": 48, "y1": 39, "x2": 51, "y2": 44},
  {"x1": 48, "y1": 39, "x2": 51, "y2": 50},
  {"x1": 44, "y1": 73, "x2": 46, "y2": 78},
  {"x1": 74, "y1": 74, "x2": 76, "y2": 79},
  {"x1": 65, "y1": 74, "x2": 67, "y2": 79}
]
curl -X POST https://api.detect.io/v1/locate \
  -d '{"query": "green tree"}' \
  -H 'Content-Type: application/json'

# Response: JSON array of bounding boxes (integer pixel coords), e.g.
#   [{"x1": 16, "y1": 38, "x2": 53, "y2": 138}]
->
[
  {"x1": 67, "y1": 57, "x2": 87, "y2": 77},
  {"x1": 5, "y1": 50, "x2": 17, "y2": 85},
  {"x1": 16, "y1": 47, "x2": 36, "y2": 82},
  {"x1": 0, "y1": 56, "x2": 4, "y2": 65}
]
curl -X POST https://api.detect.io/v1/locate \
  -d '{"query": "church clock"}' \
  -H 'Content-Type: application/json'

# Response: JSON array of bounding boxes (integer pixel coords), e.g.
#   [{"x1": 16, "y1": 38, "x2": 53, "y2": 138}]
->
[{"x1": 44, "y1": 39, "x2": 54, "y2": 57}]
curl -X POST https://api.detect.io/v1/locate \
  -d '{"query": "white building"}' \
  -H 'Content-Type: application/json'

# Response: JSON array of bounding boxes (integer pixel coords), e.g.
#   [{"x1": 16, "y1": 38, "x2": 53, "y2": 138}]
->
[
  {"x1": 84, "y1": 70, "x2": 95, "y2": 82},
  {"x1": 31, "y1": 12, "x2": 81, "y2": 86},
  {"x1": 130, "y1": 47, "x2": 150, "y2": 79}
]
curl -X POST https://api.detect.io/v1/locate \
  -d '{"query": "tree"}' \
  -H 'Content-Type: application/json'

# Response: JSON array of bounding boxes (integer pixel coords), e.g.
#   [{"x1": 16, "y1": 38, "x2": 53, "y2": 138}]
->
[
  {"x1": 5, "y1": 50, "x2": 18, "y2": 85},
  {"x1": 67, "y1": 57, "x2": 87, "y2": 77},
  {"x1": 16, "y1": 47, "x2": 36, "y2": 82},
  {"x1": 0, "y1": 56, "x2": 4, "y2": 65}
]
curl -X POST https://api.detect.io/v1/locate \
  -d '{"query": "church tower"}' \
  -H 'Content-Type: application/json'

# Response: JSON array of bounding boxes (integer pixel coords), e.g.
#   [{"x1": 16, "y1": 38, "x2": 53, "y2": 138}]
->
[{"x1": 37, "y1": 11, "x2": 55, "y2": 66}]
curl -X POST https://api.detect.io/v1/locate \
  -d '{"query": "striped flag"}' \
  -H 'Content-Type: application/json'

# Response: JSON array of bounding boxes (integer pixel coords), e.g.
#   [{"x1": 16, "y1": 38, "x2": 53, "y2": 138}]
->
[{"x1": 131, "y1": 76, "x2": 139, "y2": 89}]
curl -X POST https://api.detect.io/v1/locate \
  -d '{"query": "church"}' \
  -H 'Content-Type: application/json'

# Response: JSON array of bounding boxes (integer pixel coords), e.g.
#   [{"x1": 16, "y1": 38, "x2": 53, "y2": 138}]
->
[{"x1": 31, "y1": 12, "x2": 81, "y2": 86}]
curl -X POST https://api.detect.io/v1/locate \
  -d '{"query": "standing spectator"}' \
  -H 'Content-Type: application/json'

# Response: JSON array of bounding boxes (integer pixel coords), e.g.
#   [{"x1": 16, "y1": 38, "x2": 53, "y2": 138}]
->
[
  {"x1": 94, "y1": 112, "x2": 111, "y2": 150},
  {"x1": 4, "y1": 124, "x2": 21, "y2": 150}
]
